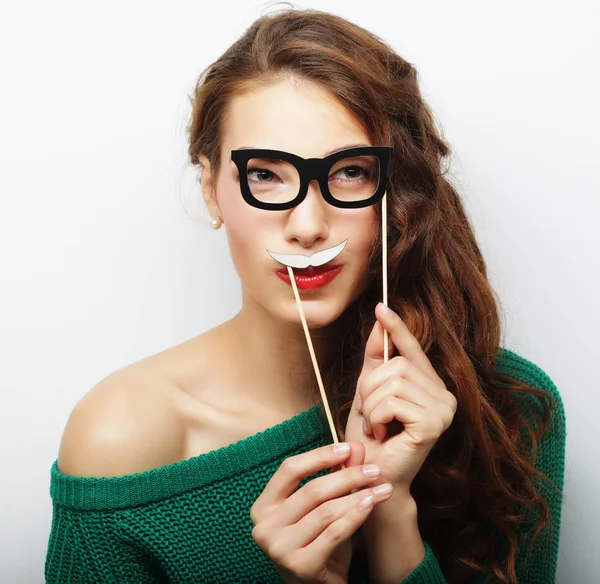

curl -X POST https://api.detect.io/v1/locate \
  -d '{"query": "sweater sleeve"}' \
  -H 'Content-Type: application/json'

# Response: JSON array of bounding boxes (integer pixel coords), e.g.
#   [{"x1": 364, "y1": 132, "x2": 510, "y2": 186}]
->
[
  {"x1": 355, "y1": 539, "x2": 446, "y2": 584},
  {"x1": 512, "y1": 365, "x2": 566, "y2": 584},
  {"x1": 397, "y1": 540, "x2": 447, "y2": 583},
  {"x1": 44, "y1": 503, "x2": 166, "y2": 584}
]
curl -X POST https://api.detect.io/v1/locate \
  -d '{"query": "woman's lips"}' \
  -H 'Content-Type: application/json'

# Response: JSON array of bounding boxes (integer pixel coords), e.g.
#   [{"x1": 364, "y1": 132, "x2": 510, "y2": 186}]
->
[{"x1": 275, "y1": 264, "x2": 343, "y2": 290}]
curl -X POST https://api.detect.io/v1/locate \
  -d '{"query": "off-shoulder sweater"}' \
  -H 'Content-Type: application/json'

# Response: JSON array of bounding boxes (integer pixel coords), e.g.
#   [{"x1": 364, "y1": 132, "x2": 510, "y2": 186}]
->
[{"x1": 45, "y1": 348, "x2": 566, "y2": 583}]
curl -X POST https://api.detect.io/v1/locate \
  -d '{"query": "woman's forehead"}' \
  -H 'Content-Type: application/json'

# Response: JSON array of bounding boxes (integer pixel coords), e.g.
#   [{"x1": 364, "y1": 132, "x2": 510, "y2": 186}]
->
[{"x1": 221, "y1": 78, "x2": 371, "y2": 158}]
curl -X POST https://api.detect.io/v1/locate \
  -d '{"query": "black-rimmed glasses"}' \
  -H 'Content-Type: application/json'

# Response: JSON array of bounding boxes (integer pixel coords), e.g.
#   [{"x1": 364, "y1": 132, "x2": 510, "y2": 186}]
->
[{"x1": 230, "y1": 146, "x2": 393, "y2": 210}]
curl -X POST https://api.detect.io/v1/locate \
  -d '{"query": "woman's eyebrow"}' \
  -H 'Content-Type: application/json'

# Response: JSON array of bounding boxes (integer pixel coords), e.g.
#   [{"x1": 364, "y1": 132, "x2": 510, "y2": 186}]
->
[
  {"x1": 235, "y1": 143, "x2": 370, "y2": 157},
  {"x1": 323, "y1": 143, "x2": 370, "y2": 156}
]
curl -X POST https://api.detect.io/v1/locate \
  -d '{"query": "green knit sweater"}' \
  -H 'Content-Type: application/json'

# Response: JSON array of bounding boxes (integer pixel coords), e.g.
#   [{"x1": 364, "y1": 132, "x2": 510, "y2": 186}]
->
[{"x1": 45, "y1": 348, "x2": 566, "y2": 583}]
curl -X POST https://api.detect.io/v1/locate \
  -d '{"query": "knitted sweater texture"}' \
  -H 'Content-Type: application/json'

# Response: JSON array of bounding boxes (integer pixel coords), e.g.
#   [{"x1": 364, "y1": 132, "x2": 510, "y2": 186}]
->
[{"x1": 45, "y1": 348, "x2": 566, "y2": 583}]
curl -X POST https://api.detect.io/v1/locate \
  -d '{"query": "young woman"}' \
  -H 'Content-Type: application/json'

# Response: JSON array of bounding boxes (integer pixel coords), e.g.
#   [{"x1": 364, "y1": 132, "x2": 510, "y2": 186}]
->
[{"x1": 45, "y1": 8, "x2": 566, "y2": 584}]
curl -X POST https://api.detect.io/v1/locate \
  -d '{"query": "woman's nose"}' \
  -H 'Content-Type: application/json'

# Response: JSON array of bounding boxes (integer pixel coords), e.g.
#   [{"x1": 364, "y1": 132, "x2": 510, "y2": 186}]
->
[{"x1": 283, "y1": 179, "x2": 330, "y2": 247}]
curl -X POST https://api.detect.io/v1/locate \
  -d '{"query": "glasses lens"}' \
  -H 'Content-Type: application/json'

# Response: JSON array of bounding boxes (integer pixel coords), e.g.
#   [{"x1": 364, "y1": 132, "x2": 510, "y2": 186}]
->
[
  {"x1": 246, "y1": 157, "x2": 300, "y2": 205},
  {"x1": 329, "y1": 155, "x2": 381, "y2": 203}
]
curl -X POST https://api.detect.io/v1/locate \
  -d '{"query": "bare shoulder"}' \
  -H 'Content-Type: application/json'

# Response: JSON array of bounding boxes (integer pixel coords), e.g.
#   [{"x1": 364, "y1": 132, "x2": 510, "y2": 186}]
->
[{"x1": 57, "y1": 363, "x2": 185, "y2": 478}]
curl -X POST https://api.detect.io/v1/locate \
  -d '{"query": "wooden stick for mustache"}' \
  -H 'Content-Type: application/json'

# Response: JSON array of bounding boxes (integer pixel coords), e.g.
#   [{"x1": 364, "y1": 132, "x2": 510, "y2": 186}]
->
[
  {"x1": 287, "y1": 265, "x2": 340, "y2": 447},
  {"x1": 286, "y1": 190, "x2": 388, "y2": 471}
]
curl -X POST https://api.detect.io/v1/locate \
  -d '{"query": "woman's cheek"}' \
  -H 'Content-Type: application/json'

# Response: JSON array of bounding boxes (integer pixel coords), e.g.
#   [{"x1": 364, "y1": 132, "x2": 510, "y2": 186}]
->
[
  {"x1": 222, "y1": 207, "x2": 253, "y2": 269},
  {"x1": 223, "y1": 210, "x2": 274, "y2": 287}
]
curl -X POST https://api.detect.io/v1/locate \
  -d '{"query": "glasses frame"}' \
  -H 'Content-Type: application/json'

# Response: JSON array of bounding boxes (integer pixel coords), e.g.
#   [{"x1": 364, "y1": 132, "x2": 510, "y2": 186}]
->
[{"x1": 230, "y1": 145, "x2": 393, "y2": 211}]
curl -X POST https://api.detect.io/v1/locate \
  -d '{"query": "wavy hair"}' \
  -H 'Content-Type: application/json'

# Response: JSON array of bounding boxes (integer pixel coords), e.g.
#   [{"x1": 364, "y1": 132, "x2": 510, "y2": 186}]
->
[{"x1": 186, "y1": 6, "x2": 563, "y2": 583}]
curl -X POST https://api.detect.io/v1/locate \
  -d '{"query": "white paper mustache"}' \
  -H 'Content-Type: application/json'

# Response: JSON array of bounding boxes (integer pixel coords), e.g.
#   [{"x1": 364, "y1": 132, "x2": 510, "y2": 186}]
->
[{"x1": 267, "y1": 239, "x2": 348, "y2": 269}]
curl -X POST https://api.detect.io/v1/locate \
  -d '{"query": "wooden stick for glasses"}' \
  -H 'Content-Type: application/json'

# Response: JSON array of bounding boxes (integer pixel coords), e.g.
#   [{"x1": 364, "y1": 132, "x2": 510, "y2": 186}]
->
[{"x1": 382, "y1": 191, "x2": 389, "y2": 363}]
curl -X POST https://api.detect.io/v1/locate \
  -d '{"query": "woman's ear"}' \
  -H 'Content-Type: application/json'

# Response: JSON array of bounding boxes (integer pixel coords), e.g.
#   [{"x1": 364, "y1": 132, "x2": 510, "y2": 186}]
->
[{"x1": 198, "y1": 154, "x2": 223, "y2": 221}]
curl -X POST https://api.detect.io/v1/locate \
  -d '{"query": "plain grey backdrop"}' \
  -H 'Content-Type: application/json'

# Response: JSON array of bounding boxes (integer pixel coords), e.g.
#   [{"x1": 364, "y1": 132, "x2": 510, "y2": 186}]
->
[{"x1": 1, "y1": 0, "x2": 598, "y2": 582}]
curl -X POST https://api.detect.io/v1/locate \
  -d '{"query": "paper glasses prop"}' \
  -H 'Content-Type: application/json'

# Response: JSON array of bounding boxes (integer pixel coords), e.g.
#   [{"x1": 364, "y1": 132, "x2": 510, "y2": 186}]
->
[{"x1": 231, "y1": 145, "x2": 394, "y2": 447}]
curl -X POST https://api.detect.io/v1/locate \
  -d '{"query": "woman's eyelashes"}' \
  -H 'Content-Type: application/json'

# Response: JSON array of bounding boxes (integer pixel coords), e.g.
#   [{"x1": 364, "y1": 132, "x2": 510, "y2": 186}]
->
[{"x1": 245, "y1": 165, "x2": 372, "y2": 186}]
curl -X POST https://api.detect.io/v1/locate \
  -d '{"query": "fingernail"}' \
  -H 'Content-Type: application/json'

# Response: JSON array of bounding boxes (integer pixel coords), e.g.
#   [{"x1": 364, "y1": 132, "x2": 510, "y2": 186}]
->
[
  {"x1": 359, "y1": 495, "x2": 374, "y2": 510},
  {"x1": 333, "y1": 443, "x2": 351, "y2": 455},
  {"x1": 373, "y1": 483, "x2": 393, "y2": 496},
  {"x1": 356, "y1": 394, "x2": 362, "y2": 410},
  {"x1": 363, "y1": 417, "x2": 370, "y2": 435},
  {"x1": 362, "y1": 464, "x2": 381, "y2": 477},
  {"x1": 378, "y1": 302, "x2": 392, "y2": 317}
]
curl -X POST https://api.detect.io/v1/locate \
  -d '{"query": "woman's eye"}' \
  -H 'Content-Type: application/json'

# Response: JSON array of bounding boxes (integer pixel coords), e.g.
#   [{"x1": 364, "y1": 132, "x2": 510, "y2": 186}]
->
[
  {"x1": 248, "y1": 168, "x2": 275, "y2": 182},
  {"x1": 331, "y1": 166, "x2": 369, "y2": 181}
]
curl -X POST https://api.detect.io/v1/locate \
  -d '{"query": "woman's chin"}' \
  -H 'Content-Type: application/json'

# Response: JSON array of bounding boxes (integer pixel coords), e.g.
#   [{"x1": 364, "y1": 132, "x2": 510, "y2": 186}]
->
[{"x1": 279, "y1": 297, "x2": 347, "y2": 330}]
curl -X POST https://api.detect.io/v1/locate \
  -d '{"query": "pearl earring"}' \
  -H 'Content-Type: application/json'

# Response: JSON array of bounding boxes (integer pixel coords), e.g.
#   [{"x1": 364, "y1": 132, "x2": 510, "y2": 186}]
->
[{"x1": 210, "y1": 216, "x2": 222, "y2": 230}]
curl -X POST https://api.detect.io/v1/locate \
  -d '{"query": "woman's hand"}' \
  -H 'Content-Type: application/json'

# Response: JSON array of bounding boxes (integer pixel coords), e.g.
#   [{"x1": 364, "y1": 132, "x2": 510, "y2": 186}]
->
[
  {"x1": 344, "y1": 303, "x2": 457, "y2": 495},
  {"x1": 250, "y1": 442, "x2": 394, "y2": 583}
]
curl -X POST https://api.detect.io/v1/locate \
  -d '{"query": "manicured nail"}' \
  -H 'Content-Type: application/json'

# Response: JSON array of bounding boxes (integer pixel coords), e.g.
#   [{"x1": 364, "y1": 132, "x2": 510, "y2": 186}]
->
[
  {"x1": 359, "y1": 495, "x2": 374, "y2": 510},
  {"x1": 378, "y1": 302, "x2": 392, "y2": 317},
  {"x1": 356, "y1": 394, "x2": 362, "y2": 410},
  {"x1": 333, "y1": 443, "x2": 351, "y2": 455},
  {"x1": 373, "y1": 483, "x2": 393, "y2": 496},
  {"x1": 363, "y1": 417, "x2": 371, "y2": 435},
  {"x1": 362, "y1": 464, "x2": 381, "y2": 477}
]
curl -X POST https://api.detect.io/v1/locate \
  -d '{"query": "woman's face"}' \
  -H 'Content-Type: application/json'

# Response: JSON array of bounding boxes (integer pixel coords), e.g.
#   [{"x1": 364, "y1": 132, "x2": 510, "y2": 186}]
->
[{"x1": 199, "y1": 76, "x2": 379, "y2": 329}]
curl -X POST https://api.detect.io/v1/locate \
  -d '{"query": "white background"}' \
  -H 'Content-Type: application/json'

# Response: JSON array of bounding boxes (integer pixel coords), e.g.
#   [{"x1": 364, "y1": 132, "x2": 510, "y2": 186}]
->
[{"x1": 1, "y1": 1, "x2": 598, "y2": 582}]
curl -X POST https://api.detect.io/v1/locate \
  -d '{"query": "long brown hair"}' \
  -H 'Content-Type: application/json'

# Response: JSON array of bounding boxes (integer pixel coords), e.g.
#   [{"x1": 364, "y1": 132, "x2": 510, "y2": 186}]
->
[{"x1": 186, "y1": 6, "x2": 563, "y2": 583}]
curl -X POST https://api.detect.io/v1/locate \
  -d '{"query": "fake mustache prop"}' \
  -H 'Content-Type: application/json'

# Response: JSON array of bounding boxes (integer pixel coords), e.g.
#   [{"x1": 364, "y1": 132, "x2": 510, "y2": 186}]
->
[{"x1": 267, "y1": 239, "x2": 348, "y2": 268}]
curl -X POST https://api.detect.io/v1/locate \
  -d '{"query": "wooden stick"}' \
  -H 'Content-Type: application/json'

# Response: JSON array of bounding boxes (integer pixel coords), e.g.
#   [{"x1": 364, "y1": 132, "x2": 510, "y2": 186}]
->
[
  {"x1": 287, "y1": 266, "x2": 340, "y2": 446},
  {"x1": 382, "y1": 191, "x2": 389, "y2": 363}
]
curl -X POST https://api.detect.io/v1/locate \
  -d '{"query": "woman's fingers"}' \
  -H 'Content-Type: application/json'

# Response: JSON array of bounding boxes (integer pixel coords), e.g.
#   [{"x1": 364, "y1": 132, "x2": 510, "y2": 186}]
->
[
  {"x1": 360, "y1": 355, "x2": 447, "y2": 402},
  {"x1": 374, "y1": 303, "x2": 444, "y2": 386},
  {"x1": 361, "y1": 376, "x2": 428, "y2": 440},
  {"x1": 262, "y1": 459, "x2": 387, "y2": 531},
  {"x1": 285, "y1": 479, "x2": 394, "y2": 552},
  {"x1": 251, "y1": 443, "x2": 354, "y2": 523},
  {"x1": 250, "y1": 442, "x2": 394, "y2": 582}
]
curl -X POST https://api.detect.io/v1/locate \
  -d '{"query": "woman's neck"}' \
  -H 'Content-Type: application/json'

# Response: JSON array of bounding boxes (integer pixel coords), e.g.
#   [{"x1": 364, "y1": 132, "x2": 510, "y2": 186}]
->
[{"x1": 221, "y1": 299, "x2": 342, "y2": 414}]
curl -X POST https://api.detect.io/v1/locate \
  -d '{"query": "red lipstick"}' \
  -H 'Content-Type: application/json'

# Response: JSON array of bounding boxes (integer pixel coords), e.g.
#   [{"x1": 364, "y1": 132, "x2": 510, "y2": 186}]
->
[{"x1": 275, "y1": 264, "x2": 343, "y2": 290}]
